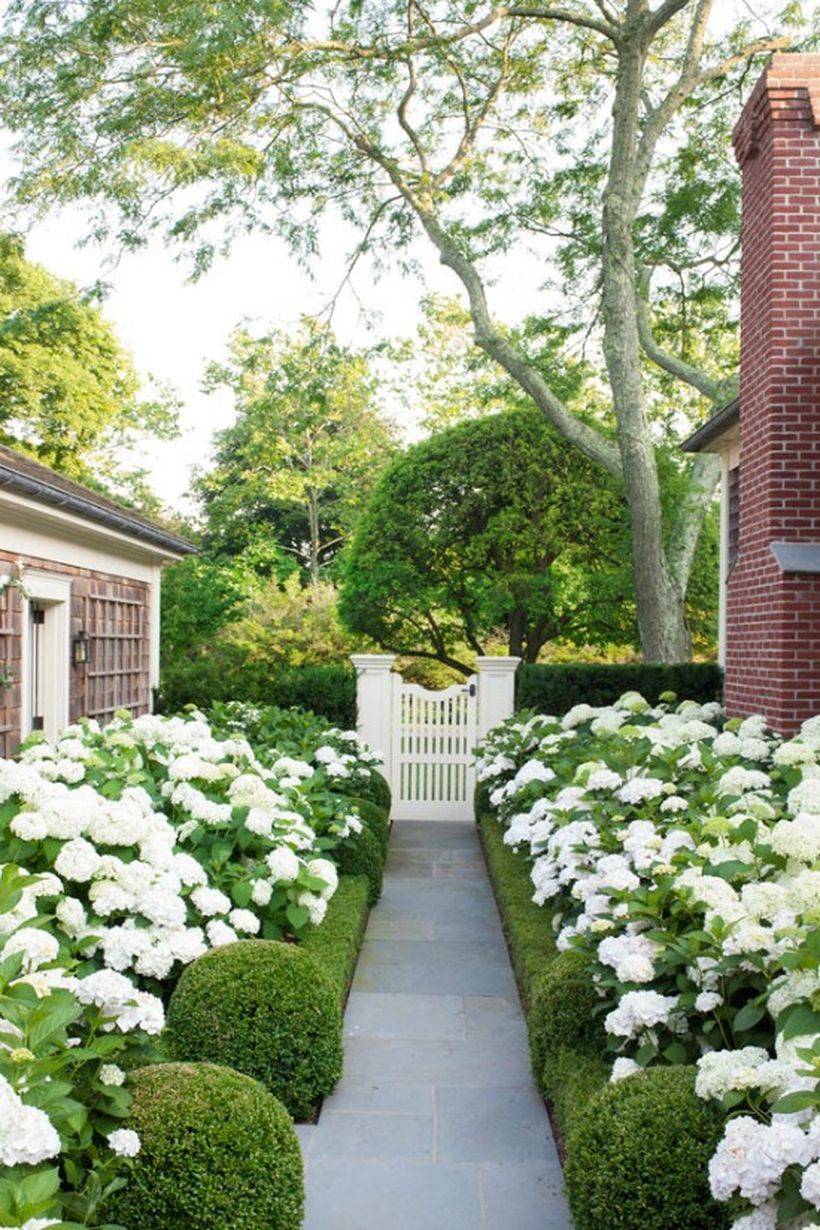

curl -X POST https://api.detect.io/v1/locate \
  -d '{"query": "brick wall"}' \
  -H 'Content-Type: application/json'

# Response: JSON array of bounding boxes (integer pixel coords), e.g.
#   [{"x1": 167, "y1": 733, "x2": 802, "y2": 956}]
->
[
  {"x1": 725, "y1": 54, "x2": 820, "y2": 735},
  {"x1": 0, "y1": 550, "x2": 151, "y2": 757}
]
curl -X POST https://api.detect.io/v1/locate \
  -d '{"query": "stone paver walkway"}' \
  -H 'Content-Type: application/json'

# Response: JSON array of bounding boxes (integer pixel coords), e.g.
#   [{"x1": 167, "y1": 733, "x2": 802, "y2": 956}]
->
[{"x1": 297, "y1": 820, "x2": 572, "y2": 1230}]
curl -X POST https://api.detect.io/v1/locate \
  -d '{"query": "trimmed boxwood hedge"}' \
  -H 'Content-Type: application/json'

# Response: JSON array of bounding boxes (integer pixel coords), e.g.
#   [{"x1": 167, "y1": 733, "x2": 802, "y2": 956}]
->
[
  {"x1": 301, "y1": 874, "x2": 370, "y2": 1000},
  {"x1": 529, "y1": 950, "x2": 606, "y2": 1080},
  {"x1": 352, "y1": 768, "x2": 392, "y2": 813},
  {"x1": 157, "y1": 660, "x2": 356, "y2": 727},
  {"x1": 333, "y1": 823, "x2": 384, "y2": 905},
  {"x1": 515, "y1": 661, "x2": 722, "y2": 714},
  {"x1": 478, "y1": 811, "x2": 558, "y2": 1004},
  {"x1": 564, "y1": 1066, "x2": 731, "y2": 1230},
  {"x1": 165, "y1": 941, "x2": 343, "y2": 1120},
  {"x1": 111, "y1": 1062, "x2": 304, "y2": 1230},
  {"x1": 477, "y1": 800, "x2": 729, "y2": 1228},
  {"x1": 348, "y1": 796, "x2": 391, "y2": 857}
]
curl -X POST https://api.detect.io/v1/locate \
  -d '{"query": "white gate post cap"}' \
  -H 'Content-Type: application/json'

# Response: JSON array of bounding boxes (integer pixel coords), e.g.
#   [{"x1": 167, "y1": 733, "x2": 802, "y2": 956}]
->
[
  {"x1": 474, "y1": 656, "x2": 521, "y2": 672},
  {"x1": 350, "y1": 653, "x2": 397, "y2": 671}
]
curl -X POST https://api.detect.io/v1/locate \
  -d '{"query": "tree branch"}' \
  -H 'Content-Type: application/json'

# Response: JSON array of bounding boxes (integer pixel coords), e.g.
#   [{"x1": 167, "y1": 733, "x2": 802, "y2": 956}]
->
[
  {"x1": 645, "y1": 0, "x2": 692, "y2": 37},
  {"x1": 302, "y1": 100, "x2": 622, "y2": 478},
  {"x1": 635, "y1": 293, "x2": 730, "y2": 402},
  {"x1": 410, "y1": 205, "x2": 622, "y2": 475},
  {"x1": 506, "y1": 5, "x2": 618, "y2": 39}
]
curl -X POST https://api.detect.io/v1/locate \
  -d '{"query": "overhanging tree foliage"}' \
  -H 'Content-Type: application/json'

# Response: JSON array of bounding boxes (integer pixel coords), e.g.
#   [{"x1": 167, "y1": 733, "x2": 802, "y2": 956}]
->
[
  {"x1": 0, "y1": 234, "x2": 177, "y2": 483},
  {"x1": 339, "y1": 409, "x2": 637, "y2": 672},
  {"x1": 0, "y1": 1, "x2": 809, "y2": 657}
]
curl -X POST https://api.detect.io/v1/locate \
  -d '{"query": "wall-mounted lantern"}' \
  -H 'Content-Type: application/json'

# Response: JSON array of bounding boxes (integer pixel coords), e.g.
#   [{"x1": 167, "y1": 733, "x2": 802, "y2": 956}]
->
[{"x1": 72, "y1": 630, "x2": 90, "y2": 668}]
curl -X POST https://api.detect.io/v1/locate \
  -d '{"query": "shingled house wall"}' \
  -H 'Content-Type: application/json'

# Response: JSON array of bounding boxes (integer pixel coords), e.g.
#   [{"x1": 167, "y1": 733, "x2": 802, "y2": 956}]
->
[{"x1": 0, "y1": 550, "x2": 151, "y2": 758}]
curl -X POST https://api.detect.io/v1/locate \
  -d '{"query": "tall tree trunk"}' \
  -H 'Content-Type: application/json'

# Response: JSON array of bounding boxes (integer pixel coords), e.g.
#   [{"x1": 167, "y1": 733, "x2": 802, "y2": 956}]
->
[
  {"x1": 306, "y1": 490, "x2": 321, "y2": 587},
  {"x1": 508, "y1": 607, "x2": 526, "y2": 659},
  {"x1": 600, "y1": 27, "x2": 691, "y2": 662}
]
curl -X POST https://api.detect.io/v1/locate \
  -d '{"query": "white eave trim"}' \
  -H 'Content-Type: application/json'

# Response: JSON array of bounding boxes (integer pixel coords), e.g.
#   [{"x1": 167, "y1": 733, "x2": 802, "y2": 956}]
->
[{"x1": 0, "y1": 488, "x2": 189, "y2": 566}]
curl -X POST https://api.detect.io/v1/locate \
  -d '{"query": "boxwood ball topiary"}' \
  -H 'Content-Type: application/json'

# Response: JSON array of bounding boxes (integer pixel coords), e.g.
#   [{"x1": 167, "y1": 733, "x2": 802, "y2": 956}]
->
[
  {"x1": 356, "y1": 769, "x2": 392, "y2": 813},
  {"x1": 111, "y1": 1062, "x2": 304, "y2": 1230},
  {"x1": 565, "y1": 1066, "x2": 730, "y2": 1230},
  {"x1": 529, "y1": 950, "x2": 606, "y2": 1085},
  {"x1": 165, "y1": 940, "x2": 343, "y2": 1120},
  {"x1": 333, "y1": 824, "x2": 384, "y2": 905},
  {"x1": 351, "y1": 797, "x2": 390, "y2": 857}
]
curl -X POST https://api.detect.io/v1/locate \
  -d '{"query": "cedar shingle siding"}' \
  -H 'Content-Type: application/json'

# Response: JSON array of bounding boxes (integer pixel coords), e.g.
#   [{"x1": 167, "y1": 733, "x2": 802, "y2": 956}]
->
[{"x1": 0, "y1": 550, "x2": 152, "y2": 757}]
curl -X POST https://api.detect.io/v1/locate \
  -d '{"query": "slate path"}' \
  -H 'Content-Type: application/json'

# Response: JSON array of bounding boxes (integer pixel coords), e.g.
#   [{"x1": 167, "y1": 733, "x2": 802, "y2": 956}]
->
[{"x1": 297, "y1": 819, "x2": 572, "y2": 1230}]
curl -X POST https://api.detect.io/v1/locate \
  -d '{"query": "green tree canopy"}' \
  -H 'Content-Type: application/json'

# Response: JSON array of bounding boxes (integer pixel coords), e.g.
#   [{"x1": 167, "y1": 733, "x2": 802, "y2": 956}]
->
[
  {"x1": 0, "y1": 234, "x2": 177, "y2": 484},
  {"x1": 1, "y1": 1, "x2": 805, "y2": 657},
  {"x1": 339, "y1": 408, "x2": 639, "y2": 673},
  {"x1": 200, "y1": 319, "x2": 397, "y2": 584}
]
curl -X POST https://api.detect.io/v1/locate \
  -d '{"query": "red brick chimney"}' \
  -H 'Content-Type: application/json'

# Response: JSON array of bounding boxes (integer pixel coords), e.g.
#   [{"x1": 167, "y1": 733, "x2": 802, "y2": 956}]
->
[{"x1": 724, "y1": 54, "x2": 820, "y2": 734}]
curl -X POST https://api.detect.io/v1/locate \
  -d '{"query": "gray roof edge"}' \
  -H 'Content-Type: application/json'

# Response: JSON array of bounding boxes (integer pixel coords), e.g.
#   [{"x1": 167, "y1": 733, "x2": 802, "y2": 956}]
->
[
  {"x1": 0, "y1": 464, "x2": 195, "y2": 557},
  {"x1": 681, "y1": 397, "x2": 740, "y2": 454}
]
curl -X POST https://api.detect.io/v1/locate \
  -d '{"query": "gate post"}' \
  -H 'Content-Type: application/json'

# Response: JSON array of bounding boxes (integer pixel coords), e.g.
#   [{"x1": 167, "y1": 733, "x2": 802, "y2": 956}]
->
[
  {"x1": 475, "y1": 656, "x2": 520, "y2": 740},
  {"x1": 350, "y1": 654, "x2": 396, "y2": 785}
]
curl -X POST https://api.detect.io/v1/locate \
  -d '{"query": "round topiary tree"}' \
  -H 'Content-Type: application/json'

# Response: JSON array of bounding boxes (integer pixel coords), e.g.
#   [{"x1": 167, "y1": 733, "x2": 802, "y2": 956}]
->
[
  {"x1": 111, "y1": 1062, "x2": 304, "y2": 1230},
  {"x1": 529, "y1": 950, "x2": 606, "y2": 1085},
  {"x1": 564, "y1": 1066, "x2": 730, "y2": 1230},
  {"x1": 165, "y1": 940, "x2": 343, "y2": 1120},
  {"x1": 333, "y1": 824, "x2": 384, "y2": 905}
]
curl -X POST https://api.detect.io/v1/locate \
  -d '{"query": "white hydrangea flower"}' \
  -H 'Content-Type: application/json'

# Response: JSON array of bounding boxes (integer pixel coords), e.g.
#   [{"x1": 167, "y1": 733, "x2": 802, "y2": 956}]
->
[
  {"x1": 0, "y1": 1074, "x2": 61, "y2": 1166},
  {"x1": 190, "y1": 886, "x2": 231, "y2": 917},
  {"x1": 610, "y1": 1057, "x2": 641, "y2": 1082},
  {"x1": 695, "y1": 1048, "x2": 770, "y2": 1100},
  {"x1": 709, "y1": 1117, "x2": 813, "y2": 1205},
  {"x1": 108, "y1": 1128, "x2": 141, "y2": 1157},
  {"x1": 266, "y1": 846, "x2": 301, "y2": 883},
  {"x1": 251, "y1": 878, "x2": 274, "y2": 907},
  {"x1": 617, "y1": 777, "x2": 665, "y2": 804},
  {"x1": 770, "y1": 814, "x2": 820, "y2": 863},
  {"x1": 604, "y1": 990, "x2": 679, "y2": 1039},
  {"x1": 99, "y1": 1064, "x2": 125, "y2": 1087},
  {"x1": 3, "y1": 927, "x2": 60, "y2": 973},
  {"x1": 307, "y1": 858, "x2": 339, "y2": 900},
  {"x1": 228, "y1": 908, "x2": 260, "y2": 935},
  {"x1": 76, "y1": 969, "x2": 165, "y2": 1035},
  {"x1": 205, "y1": 919, "x2": 238, "y2": 947},
  {"x1": 804, "y1": 1161, "x2": 820, "y2": 1210},
  {"x1": 788, "y1": 778, "x2": 820, "y2": 815},
  {"x1": 730, "y1": 1201, "x2": 779, "y2": 1230}
]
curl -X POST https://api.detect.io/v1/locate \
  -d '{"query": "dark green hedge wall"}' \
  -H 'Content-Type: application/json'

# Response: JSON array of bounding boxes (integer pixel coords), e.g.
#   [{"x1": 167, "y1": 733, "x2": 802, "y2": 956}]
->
[
  {"x1": 156, "y1": 661, "x2": 356, "y2": 727},
  {"x1": 515, "y1": 662, "x2": 722, "y2": 713}
]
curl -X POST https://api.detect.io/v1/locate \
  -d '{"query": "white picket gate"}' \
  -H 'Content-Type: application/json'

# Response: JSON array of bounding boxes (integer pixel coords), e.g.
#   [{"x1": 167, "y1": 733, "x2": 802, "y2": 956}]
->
[
  {"x1": 391, "y1": 678, "x2": 478, "y2": 821},
  {"x1": 351, "y1": 654, "x2": 520, "y2": 822}
]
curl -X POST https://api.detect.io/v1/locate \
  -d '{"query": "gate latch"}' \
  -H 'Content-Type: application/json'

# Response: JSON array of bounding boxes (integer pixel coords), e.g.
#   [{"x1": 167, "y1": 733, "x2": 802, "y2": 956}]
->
[{"x1": 463, "y1": 683, "x2": 476, "y2": 697}]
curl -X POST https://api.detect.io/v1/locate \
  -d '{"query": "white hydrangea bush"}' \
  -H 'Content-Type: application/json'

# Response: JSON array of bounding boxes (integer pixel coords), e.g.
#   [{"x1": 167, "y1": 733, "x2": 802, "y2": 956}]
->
[
  {"x1": 0, "y1": 704, "x2": 383, "y2": 1226},
  {"x1": 0, "y1": 863, "x2": 163, "y2": 1226},
  {"x1": 207, "y1": 699, "x2": 384, "y2": 795},
  {"x1": 478, "y1": 694, "x2": 820, "y2": 1230},
  {"x1": 10, "y1": 710, "x2": 376, "y2": 963}
]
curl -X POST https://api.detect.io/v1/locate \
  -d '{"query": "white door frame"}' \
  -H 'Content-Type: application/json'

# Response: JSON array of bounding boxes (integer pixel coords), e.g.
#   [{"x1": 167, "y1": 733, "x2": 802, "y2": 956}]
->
[{"x1": 20, "y1": 570, "x2": 72, "y2": 742}]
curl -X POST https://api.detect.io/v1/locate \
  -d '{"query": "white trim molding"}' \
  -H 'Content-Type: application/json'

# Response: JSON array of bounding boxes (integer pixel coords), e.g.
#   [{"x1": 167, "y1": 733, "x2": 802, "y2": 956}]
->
[{"x1": 20, "y1": 569, "x2": 72, "y2": 741}]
